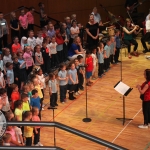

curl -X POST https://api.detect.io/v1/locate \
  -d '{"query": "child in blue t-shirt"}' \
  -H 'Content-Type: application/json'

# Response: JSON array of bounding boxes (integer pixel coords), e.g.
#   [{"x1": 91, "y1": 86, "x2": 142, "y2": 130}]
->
[
  {"x1": 97, "y1": 42, "x2": 104, "y2": 78},
  {"x1": 104, "y1": 39, "x2": 111, "y2": 71},
  {"x1": 30, "y1": 89, "x2": 41, "y2": 118}
]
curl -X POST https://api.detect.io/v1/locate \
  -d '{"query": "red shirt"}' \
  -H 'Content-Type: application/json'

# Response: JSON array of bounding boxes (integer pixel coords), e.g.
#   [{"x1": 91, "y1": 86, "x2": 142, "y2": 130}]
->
[
  {"x1": 12, "y1": 43, "x2": 21, "y2": 53},
  {"x1": 141, "y1": 81, "x2": 150, "y2": 101},
  {"x1": 11, "y1": 91, "x2": 20, "y2": 109},
  {"x1": 86, "y1": 56, "x2": 93, "y2": 72}
]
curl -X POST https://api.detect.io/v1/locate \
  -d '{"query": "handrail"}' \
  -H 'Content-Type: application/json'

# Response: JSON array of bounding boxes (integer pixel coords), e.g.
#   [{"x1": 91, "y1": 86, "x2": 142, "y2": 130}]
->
[
  {"x1": 21, "y1": 6, "x2": 60, "y2": 24},
  {"x1": 0, "y1": 146, "x2": 64, "y2": 150},
  {"x1": 7, "y1": 121, "x2": 128, "y2": 150}
]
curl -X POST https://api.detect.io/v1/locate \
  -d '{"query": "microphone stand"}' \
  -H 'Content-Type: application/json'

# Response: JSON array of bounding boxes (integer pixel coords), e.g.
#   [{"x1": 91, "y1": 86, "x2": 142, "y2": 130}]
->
[
  {"x1": 49, "y1": 107, "x2": 57, "y2": 146},
  {"x1": 81, "y1": 65, "x2": 92, "y2": 122}
]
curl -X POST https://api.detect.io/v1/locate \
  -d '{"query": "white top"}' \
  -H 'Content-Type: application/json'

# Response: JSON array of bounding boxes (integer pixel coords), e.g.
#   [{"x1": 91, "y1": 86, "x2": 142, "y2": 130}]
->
[
  {"x1": 146, "y1": 20, "x2": 150, "y2": 31},
  {"x1": 91, "y1": 12, "x2": 101, "y2": 23},
  {"x1": 3, "y1": 143, "x2": 10, "y2": 146},
  {"x1": 27, "y1": 37, "x2": 36, "y2": 49},
  {"x1": 3, "y1": 55, "x2": 12, "y2": 66},
  {"x1": 91, "y1": 53, "x2": 97, "y2": 66},
  {"x1": 0, "y1": 60, "x2": 4, "y2": 71},
  {"x1": 36, "y1": 37, "x2": 43, "y2": 47},
  {"x1": 37, "y1": 74, "x2": 46, "y2": 89},
  {"x1": 2, "y1": 96, "x2": 10, "y2": 112},
  {"x1": 35, "y1": 52, "x2": 43, "y2": 66},
  {"x1": 14, "y1": 126, "x2": 22, "y2": 143},
  {"x1": 0, "y1": 72, "x2": 4, "y2": 88},
  {"x1": 70, "y1": 26, "x2": 79, "y2": 39},
  {"x1": 49, "y1": 42, "x2": 57, "y2": 54},
  {"x1": 146, "y1": 14, "x2": 150, "y2": 21}
]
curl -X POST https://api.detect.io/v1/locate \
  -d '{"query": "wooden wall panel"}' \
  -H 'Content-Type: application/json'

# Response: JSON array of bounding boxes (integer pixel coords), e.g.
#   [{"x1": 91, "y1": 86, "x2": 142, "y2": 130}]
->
[{"x1": 0, "y1": 0, "x2": 150, "y2": 30}]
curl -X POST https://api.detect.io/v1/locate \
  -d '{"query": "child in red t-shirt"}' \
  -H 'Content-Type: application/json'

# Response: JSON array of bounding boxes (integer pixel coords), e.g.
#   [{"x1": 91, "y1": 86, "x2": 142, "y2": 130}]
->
[
  {"x1": 12, "y1": 37, "x2": 22, "y2": 54},
  {"x1": 85, "y1": 51, "x2": 93, "y2": 86},
  {"x1": 11, "y1": 84, "x2": 20, "y2": 111}
]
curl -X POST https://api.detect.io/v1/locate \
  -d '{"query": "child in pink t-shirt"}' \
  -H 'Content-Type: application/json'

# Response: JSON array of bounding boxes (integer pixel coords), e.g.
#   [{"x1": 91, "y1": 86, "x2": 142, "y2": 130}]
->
[
  {"x1": 19, "y1": 9, "x2": 28, "y2": 37},
  {"x1": 26, "y1": 7, "x2": 35, "y2": 31},
  {"x1": 23, "y1": 46, "x2": 34, "y2": 76},
  {"x1": 32, "y1": 107, "x2": 43, "y2": 146},
  {"x1": 11, "y1": 37, "x2": 22, "y2": 54}
]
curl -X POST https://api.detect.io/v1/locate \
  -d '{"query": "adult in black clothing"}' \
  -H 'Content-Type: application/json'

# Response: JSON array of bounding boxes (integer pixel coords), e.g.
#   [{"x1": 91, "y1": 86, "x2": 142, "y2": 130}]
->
[
  {"x1": 10, "y1": 12, "x2": 20, "y2": 41},
  {"x1": 86, "y1": 14, "x2": 99, "y2": 50}
]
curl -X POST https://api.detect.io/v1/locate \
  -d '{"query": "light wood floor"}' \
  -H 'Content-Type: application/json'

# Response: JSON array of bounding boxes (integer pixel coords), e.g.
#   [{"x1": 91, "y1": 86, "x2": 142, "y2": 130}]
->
[{"x1": 40, "y1": 40, "x2": 150, "y2": 150}]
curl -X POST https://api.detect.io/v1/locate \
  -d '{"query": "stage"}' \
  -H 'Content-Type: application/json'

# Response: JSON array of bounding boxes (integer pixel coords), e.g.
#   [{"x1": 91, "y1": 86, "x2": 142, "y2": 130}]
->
[{"x1": 40, "y1": 40, "x2": 150, "y2": 150}]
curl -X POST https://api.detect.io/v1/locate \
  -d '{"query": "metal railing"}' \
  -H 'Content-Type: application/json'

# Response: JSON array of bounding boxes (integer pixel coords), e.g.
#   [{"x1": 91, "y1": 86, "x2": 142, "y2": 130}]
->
[{"x1": 4, "y1": 121, "x2": 128, "y2": 150}]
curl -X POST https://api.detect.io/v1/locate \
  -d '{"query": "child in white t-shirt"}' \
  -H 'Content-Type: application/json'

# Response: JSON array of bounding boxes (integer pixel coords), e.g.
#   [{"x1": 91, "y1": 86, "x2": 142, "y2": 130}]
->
[
  {"x1": 91, "y1": 48, "x2": 97, "y2": 80},
  {"x1": 36, "y1": 31, "x2": 43, "y2": 47},
  {"x1": 49, "y1": 37, "x2": 59, "y2": 68},
  {"x1": 27, "y1": 30, "x2": 36, "y2": 51},
  {"x1": 14, "y1": 126, "x2": 24, "y2": 145}
]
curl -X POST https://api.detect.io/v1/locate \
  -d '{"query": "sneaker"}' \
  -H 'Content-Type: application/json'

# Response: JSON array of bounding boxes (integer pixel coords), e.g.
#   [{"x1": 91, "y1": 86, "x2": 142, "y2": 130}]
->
[
  {"x1": 75, "y1": 92, "x2": 79, "y2": 96},
  {"x1": 38, "y1": 142, "x2": 43, "y2": 146},
  {"x1": 77, "y1": 91, "x2": 81, "y2": 95},
  {"x1": 42, "y1": 108, "x2": 44, "y2": 110},
  {"x1": 34, "y1": 144, "x2": 39, "y2": 146},
  {"x1": 61, "y1": 101, "x2": 65, "y2": 104},
  {"x1": 138, "y1": 125, "x2": 148, "y2": 129},
  {"x1": 42, "y1": 104, "x2": 45, "y2": 108}
]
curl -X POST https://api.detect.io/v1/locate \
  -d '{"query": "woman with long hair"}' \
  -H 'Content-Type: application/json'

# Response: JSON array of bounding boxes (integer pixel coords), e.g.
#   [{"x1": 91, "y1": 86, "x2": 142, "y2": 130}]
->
[
  {"x1": 137, "y1": 69, "x2": 150, "y2": 128},
  {"x1": 123, "y1": 18, "x2": 138, "y2": 58}
]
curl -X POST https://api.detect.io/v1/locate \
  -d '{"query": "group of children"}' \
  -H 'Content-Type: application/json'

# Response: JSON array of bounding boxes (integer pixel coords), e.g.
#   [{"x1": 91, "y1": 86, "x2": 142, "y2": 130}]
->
[{"x1": 0, "y1": 1, "x2": 122, "y2": 147}]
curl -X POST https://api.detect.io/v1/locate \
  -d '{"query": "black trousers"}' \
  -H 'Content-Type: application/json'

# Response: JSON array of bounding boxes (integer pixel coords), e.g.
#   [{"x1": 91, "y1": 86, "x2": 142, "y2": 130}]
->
[
  {"x1": 123, "y1": 39, "x2": 138, "y2": 53},
  {"x1": 57, "y1": 50, "x2": 63, "y2": 63},
  {"x1": 50, "y1": 93, "x2": 57, "y2": 106},
  {"x1": 26, "y1": 137, "x2": 32, "y2": 146},
  {"x1": 142, "y1": 101, "x2": 150, "y2": 125},
  {"x1": 114, "y1": 48, "x2": 120, "y2": 62},
  {"x1": 78, "y1": 73, "x2": 84, "y2": 89},
  {"x1": 28, "y1": 24, "x2": 34, "y2": 31},
  {"x1": 110, "y1": 54, "x2": 114, "y2": 64},
  {"x1": 141, "y1": 32, "x2": 150, "y2": 51},
  {"x1": 26, "y1": 66, "x2": 33, "y2": 77},
  {"x1": 33, "y1": 128, "x2": 40, "y2": 145},
  {"x1": 51, "y1": 54, "x2": 59, "y2": 68},
  {"x1": 20, "y1": 27, "x2": 28, "y2": 37},
  {"x1": 63, "y1": 44, "x2": 68, "y2": 61},
  {"x1": 98, "y1": 63, "x2": 104, "y2": 76},
  {"x1": 0, "y1": 34, "x2": 8, "y2": 50},
  {"x1": 59, "y1": 85, "x2": 67, "y2": 102},
  {"x1": 104, "y1": 58, "x2": 110, "y2": 70},
  {"x1": 11, "y1": 30, "x2": 20, "y2": 41}
]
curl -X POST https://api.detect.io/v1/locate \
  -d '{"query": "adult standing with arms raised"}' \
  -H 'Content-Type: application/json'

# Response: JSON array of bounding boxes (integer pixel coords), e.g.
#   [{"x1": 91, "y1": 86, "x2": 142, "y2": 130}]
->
[
  {"x1": 86, "y1": 14, "x2": 99, "y2": 51},
  {"x1": 137, "y1": 69, "x2": 150, "y2": 129}
]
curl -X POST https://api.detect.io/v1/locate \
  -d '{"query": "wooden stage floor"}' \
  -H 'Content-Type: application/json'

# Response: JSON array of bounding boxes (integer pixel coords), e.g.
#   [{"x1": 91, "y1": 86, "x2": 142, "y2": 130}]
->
[{"x1": 40, "y1": 43, "x2": 150, "y2": 150}]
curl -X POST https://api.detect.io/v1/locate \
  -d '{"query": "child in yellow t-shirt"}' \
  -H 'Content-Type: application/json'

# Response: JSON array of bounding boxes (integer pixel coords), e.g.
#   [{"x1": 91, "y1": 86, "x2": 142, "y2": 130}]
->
[
  {"x1": 21, "y1": 93, "x2": 30, "y2": 112},
  {"x1": 23, "y1": 111, "x2": 33, "y2": 146}
]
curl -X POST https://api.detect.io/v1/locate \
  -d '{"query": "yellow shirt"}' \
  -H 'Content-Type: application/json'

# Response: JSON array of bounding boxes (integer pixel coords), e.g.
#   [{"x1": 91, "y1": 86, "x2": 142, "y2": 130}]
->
[
  {"x1": 24, "y1": 126, "x2": 33, "y2": 137},
  {"x1": 14, "y1": 108, "x2": 23, "y2": 121},
  {"x1": 35, "y1": 85, "x2": 43, "y2": 99},
  {"x1": 23, "y1": 101, "x2": 30, "y2": 112}
]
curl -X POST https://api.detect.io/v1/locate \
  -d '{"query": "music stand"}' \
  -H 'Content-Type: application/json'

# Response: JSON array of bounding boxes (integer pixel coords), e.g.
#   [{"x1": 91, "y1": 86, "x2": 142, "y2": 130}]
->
[{"x1": 114, "y1": 81, "x2": 133, "y2": 125}]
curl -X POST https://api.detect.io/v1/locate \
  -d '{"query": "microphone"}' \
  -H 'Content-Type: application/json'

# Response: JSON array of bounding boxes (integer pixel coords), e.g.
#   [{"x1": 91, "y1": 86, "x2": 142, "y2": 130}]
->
[{"x1": 48, "y1": 107, "x2": 57, "y2": 109}]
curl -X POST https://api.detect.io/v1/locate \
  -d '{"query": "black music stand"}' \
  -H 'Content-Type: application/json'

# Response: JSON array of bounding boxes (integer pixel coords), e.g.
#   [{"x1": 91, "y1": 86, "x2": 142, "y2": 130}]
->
[{"x1": 114, "y1": 81, "x2": 133, "y2": 125}]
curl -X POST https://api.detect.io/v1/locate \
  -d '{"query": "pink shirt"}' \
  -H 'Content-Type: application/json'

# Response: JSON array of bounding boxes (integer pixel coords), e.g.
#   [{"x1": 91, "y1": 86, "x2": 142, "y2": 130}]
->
[
  {"x1": 19, "y1": 15, "x2": 28, "y2": 27},
  {"x1": 6, "y1": 128, "x2": 17, "y2": 145},
  {"x1": 23, "y1": 52, "x2": 33, "y2": 67},
  {"x1": 32, "y1": 115, "x2": 40, "y2": 128},
  {"x1": 26, "y1": 11, "x2": 34, "y2": 24}
]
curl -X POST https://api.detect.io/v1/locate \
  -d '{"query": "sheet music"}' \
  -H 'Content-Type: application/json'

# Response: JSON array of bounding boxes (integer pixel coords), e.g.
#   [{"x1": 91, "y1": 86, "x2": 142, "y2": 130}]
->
[{"x1": 114, "y1": 81, "x2": 130, "y2": 95}]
